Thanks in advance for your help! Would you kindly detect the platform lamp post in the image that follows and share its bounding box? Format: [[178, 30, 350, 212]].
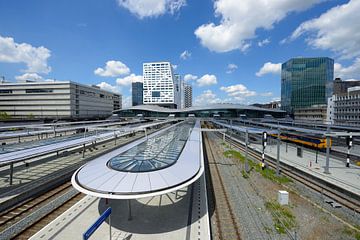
[[324, 126, 331, 174], [245, 129, 249, 172], [346, 135, 352, 168], [261, 131, 267, 170], [276, 128, 281, 176]]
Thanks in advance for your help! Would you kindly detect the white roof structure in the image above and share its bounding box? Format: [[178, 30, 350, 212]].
[[72, 120, 204, 199], [0, 120, 175, 166]]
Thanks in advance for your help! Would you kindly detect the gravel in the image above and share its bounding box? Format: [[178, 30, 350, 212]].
[[208, 132, 286, 240], [0, 188, 78, 240]]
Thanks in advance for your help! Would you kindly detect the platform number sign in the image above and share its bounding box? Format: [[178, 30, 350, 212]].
[[346, 135, 353, 168], [261, 132, 267, 170]]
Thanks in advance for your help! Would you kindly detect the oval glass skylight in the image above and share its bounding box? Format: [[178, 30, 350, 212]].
[[107, 121, 194, 172]]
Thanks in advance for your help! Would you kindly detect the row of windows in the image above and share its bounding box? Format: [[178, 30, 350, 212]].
[[335, 94, 360, 100], [0, 89, 54, 94]]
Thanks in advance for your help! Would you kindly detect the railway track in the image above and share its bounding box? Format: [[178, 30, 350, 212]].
[[203, 132, 242, 240], [211, 129, 360, 215], [14, 191, 84, 240], [0, 181, 83, 239]]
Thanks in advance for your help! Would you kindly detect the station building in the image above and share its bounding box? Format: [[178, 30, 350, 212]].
[[114, 103, 286, 119], [0, 80, 121, 120]]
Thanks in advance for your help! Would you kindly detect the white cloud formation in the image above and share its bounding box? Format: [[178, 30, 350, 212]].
[[172, 64, 178, 70], [260, 92, 273, 97], [97, 82, 120, 94], [194, 90, 221, 106], [258, 38, 270, 47], [180, 50, 191, 60], [94, 60, 130, 77], [334, 58, 360, 80], [288, 0, 360, 59], [197, 74, 217, 87], [117, 0, 186, 19], [15, 73, 44, 82], [116, 74, 143, 86], [220, 84, 256, 100], [0, 35, 51, 74], [123, 95, 132, 108], [194, 0, 322, 52], [226, 63, 238, 74], [184, 74, 198, 82], [256, 62, 281, 77]]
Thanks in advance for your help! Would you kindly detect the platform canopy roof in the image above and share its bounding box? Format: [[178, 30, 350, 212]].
[[72, 120, 204, 199]]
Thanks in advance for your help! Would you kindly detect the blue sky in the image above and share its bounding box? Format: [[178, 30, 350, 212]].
[[1, 0, 360, 107]]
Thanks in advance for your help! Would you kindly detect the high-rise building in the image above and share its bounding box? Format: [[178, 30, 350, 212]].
[[174, 74, 182, 109], [132, 81, 143, 106], [281, 57, 334, 114], [143, 62, 177, 108], [184, 84, 192, 108], [0, 80, 121, 120]]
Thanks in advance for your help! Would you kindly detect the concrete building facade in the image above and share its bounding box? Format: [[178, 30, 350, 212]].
[[143, 62, 177, 108], [0, 81, 121, 120], [333, 78, 360, 94], [294, 104, 327, 123], [333, 87, 360, 126]]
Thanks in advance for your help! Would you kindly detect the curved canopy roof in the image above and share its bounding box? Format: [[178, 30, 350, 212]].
[[114, 103, 285, 114], [72, 120, 204, 199]]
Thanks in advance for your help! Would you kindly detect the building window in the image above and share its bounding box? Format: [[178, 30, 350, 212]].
[[0, 89, 13, 94], [26, 89, 53, 93]]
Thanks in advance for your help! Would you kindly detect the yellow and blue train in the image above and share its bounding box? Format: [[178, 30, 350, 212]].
[[271, 133, 332, 149]]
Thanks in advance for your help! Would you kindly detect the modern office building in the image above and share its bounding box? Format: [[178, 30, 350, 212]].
[[333, 78, 360, 94], [184, 83, 192, 108], [174, 74, 182, 109], [143, 62, 177, 108], [332, 87, 360, 126], [132, 81, 143, 106], [281, 57, 334, 114], [0, 80, 121, 120]]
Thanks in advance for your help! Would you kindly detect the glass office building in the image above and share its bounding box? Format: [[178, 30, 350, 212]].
[[132, 82, 143, 106], [281, 57, 334, 114]]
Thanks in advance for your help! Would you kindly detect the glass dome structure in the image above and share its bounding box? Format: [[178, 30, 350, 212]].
[[108, 121, 194, 172]]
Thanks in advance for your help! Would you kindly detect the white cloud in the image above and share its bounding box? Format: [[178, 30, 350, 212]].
[[334, 58, 360, 80], [220, 84, 256, 100], [288, 0, 360, 59], [180, 50, 191, 60], [116, 74, 143, 86], [197, 74, 217, 87], [94, 60, 130, 77], [226, 63, 238, 74], [260, 92, 273, 97], [117, 0, 186, 19], [194, 0, 322, 53], [15, 73, 44, 82], [97, 82, 120, 94], [123, 95, 132, 108], [0, 35, 51, 74], [184, 74, 198, 82], [258, 38, 270, 47], [194, 90, 221, 106], [256, 62, 281, 77], [172, 64, 178, 70]]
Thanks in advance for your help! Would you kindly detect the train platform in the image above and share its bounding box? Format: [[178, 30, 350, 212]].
[[29, 173, 210, 240], [240, 138, 360, 197]]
